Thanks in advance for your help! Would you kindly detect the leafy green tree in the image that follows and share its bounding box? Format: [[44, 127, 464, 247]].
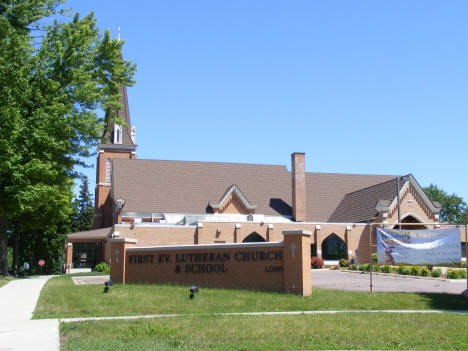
[[0, 0, 135, 275], [424, 184, 467, 224]]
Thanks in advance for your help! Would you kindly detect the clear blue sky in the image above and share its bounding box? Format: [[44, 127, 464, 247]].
[[68, 1, 468, 202]]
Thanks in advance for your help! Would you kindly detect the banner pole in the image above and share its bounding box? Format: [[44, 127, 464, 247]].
[[396, 177, 401, 229]]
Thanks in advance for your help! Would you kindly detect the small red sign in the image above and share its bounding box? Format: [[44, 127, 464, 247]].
[[38, 260, 45, 267]]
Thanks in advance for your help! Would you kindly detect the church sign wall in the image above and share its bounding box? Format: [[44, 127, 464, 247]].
[[110, 230, 312, 296]]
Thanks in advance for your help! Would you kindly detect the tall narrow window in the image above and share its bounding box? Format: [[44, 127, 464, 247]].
[[113, 125, 122, 144], [106, 159, 112, 183]]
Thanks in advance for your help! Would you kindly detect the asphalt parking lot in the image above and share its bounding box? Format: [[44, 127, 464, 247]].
[[311, 269, 467, 294]]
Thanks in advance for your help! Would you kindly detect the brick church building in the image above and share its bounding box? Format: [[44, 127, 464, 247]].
[[65, 83, 466, 271]]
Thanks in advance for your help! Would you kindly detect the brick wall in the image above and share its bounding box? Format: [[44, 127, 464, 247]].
[[111, 230, 312, 295]]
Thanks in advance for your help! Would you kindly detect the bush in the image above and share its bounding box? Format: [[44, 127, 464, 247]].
[[447, 269, 457, 279], [396, 266, 405, 274], [349, 264, 357, 271], [420, 267, 429, 277], [358, 263, 370, 272], [372, 265, 380, 272], [371, 253, 378, 263], [431, 268, 442, 278], [311, 256, 324, 269], [410, 266, 420, 276], [447, 269, 467, 279], [401, 267, 411, 275], [95, 262, 110, 273], [339, 258, 348, 268], [381, 265, 392, 273]]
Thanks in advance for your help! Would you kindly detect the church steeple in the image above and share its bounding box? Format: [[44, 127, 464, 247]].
[[100, 28, 136, 149], [94, 30, 136, 229], [100, 83, 136, 148]]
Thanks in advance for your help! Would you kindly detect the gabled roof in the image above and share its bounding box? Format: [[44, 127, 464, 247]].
[[329, 175, 442, 222], [101, 84, 135, 148], [329, 177, 406, 222], [112, 158, 398, 221], [209, 184, 257, 212]]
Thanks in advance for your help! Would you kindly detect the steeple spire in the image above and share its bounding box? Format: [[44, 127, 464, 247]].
[[100, 29, 136, 148]]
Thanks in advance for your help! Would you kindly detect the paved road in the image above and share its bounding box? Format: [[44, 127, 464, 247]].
[[0, 276, 59, 351], [312, 270, 467, 294]]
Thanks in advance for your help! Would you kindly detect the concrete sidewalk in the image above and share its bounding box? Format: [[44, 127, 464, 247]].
[[0, 275, 59, 351]]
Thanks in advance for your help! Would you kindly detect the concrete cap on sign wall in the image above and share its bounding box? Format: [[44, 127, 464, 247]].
[[282, 230, 312, 236]]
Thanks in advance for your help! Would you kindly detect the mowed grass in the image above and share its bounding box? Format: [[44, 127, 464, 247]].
[[34, 275, 468, 319], [60, 313, 468, 350]]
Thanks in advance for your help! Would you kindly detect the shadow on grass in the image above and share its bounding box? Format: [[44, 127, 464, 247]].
[[415, 292, 468, 311]]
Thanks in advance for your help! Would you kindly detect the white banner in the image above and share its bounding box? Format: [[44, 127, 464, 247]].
[[377, 227, 461, 266]]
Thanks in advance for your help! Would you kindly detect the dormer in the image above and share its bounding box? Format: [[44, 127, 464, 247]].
[[209, 184, 256, 215]]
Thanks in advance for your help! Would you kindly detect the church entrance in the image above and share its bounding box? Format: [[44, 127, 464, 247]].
[[72, 243, 102, 268], [321, 234, 347, 260]]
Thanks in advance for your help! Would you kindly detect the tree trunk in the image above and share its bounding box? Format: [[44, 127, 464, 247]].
[[0, 216, 8, 276], [13, 221, 20, 276]]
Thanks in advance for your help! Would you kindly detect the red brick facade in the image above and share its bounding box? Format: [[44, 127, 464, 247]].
[[110, 230, 312, 296]]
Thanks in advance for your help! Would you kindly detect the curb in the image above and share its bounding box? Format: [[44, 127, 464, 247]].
[[335, 269, 467, 282]]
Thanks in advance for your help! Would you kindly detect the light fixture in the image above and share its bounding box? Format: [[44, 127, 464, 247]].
[[115, 198, 126, 208], [104, 280, 113, 293], [189, 286, 199, 299]]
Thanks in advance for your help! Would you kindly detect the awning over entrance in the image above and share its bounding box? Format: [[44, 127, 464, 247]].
[[67, 227, 112, 240], [66, 227, 112, 270]]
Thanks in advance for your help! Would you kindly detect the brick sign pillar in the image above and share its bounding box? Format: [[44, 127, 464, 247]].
[[283, 230, 312, 296], [65, 243, 73, 274], [110, 238, 137, 284]]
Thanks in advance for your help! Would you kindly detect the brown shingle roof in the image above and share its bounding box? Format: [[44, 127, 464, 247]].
[[113, 159, 292, 216], [67, 227, 112, 239], [329, 177, 406, 222], [308, 173, 397, 222], [112, 159, 398, 221]]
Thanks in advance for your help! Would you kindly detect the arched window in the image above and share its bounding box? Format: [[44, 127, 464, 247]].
[[242, 232, 266, 243], [321, 234, 347, 260]]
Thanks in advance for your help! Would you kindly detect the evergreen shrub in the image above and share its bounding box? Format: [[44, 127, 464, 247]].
[[95, 262, 110, 273]]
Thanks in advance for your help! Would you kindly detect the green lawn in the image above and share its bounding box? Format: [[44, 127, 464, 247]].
[[61, 313, 468, 350], [34, 275, 468, 319]]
